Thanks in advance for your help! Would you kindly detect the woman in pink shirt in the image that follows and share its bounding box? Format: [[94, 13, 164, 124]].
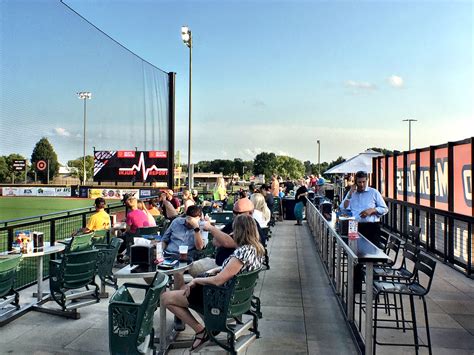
[[125, 196, 150, 234]]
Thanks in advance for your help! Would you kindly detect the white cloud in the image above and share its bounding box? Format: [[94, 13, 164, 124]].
[[53, 127, 71, 137], [345, 80, 377, 90], [388, 75, 404, 88]]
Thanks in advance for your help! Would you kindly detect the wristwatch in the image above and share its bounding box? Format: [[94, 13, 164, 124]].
[[193, 227, 200, 233]]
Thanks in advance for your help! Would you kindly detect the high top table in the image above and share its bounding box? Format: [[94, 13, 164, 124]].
[[347, 235, 390, 355]]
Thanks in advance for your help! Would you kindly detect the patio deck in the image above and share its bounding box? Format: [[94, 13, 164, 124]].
[[0, 220, 473, 354]]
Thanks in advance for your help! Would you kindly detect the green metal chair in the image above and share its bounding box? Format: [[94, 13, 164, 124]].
[[195, 268, 262, 354], [159, 219, 171, 236], [49, 249, 100, 317], [209, 211, 234, 225], [91, 229, 109, 245], [137, 226, 161, 240], [0, 255, 22, 314], [95, 238, 123, 290], [108, 272, 169, 355], [64, 232, 94, 253]]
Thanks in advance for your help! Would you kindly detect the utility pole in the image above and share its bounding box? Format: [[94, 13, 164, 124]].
[[402, 119, 417, 150]]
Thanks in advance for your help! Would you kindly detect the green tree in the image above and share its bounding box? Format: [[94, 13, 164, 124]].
[[253, 152, 277, 178], [67, 155, 94, 182], [3, 154, 28, 183], [0, 156, 9, 182], [31, 137, 59, 183], [275, 156, 305, 179]]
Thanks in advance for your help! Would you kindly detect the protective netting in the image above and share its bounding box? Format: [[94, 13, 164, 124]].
[[0, 0, 170, 164]]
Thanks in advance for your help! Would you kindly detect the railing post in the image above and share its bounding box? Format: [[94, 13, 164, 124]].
[[50, 220, 56, 246], [336, 243, 342, 295], [7, 228, 14, 251], [347, 259, 355, 322]]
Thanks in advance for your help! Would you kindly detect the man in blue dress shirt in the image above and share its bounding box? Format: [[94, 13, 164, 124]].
[[340, 170, 388, 248]]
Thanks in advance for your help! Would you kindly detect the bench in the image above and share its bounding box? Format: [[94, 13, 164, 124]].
[[108, 272, 169, 355]]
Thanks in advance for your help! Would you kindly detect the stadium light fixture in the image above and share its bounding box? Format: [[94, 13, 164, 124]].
[[181, 25, 193, 188], [77, 91, 92, 185]]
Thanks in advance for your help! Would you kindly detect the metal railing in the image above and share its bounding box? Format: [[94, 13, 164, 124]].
[[306, 201, 367, 352], [0, 202, 126, 290], [382, 198, 473, 276]]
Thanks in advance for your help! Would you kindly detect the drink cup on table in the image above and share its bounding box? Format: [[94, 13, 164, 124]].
[[179, 245, 188, 261]]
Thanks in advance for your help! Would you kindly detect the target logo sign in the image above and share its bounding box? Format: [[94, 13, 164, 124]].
[[36, 160, 47, 171]]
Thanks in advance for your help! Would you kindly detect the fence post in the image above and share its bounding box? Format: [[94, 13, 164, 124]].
[[7, 228, 14, 251], [50, 220, 56, 246]]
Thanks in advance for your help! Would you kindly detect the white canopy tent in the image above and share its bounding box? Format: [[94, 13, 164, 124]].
[[325, 149, 383, 174]]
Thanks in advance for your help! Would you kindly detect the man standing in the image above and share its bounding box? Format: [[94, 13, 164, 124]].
[[340, 170, 388, 247]]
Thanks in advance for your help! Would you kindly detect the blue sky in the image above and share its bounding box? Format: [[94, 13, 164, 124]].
[[1, 0, 473, 164]]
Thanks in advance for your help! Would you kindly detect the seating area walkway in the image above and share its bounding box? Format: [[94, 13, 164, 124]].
[[0, 220, 473, 354]]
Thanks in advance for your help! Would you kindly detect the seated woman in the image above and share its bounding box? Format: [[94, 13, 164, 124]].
[[250, 192, 271, 228], [182, 189, 195, 214], [160, 214, 264, 351], [137, 199, 157, 227]]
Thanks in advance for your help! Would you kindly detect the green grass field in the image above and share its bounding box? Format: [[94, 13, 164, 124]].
[[0, 197, 116, 221]]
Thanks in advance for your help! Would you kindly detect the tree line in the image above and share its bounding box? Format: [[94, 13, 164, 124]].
[[1, 136, 389, 184], [0, 137, 92, 184]]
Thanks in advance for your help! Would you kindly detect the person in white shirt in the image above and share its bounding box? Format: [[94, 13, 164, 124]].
[[250, 193, 271, 228]]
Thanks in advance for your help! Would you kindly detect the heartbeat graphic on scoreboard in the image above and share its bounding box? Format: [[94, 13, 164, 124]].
[[118, 152, 168, 180]]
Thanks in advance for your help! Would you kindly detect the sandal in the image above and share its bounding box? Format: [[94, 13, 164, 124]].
[[190, 328, 209, 352]]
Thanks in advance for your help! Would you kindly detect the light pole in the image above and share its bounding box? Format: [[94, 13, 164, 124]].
[[77, 91, 92, 185], [181, 25, 193, 189], [402, 119, 417, 150], [317, 140, 321, 176]]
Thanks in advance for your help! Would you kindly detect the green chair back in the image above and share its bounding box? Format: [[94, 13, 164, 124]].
[[92, 229, 109, 245], [202, 268, 261, 331], [159, 219, 171, 236], [109, 272, 169, 355], [58, 249, 99, 290], [68, 232, 94, 252], [0, 256, 21, 298], [137, 226, 161, 238], [96, 238, 123, 289], [209, 212, 234, 225]]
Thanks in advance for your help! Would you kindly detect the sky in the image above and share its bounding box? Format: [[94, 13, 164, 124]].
[[1, 0, 473, 165]]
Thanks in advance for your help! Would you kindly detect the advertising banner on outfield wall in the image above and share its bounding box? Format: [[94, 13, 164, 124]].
[[374, 139, 472, 217], [1, 187, 72, 197], [88, 188, 140, 200]]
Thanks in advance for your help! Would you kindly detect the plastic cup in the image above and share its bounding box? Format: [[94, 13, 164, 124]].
[[179, 245, 189, 261], [201, 231, 209, 246]]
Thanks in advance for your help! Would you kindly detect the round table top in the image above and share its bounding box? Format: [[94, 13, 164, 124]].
[[20, 242, 65, 258], [114, 261, 192, 279]]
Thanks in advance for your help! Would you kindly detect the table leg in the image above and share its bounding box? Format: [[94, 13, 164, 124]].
[[159, 297, 167, 353], [37, 256, 44, 302], [365, 262, 374, 355]]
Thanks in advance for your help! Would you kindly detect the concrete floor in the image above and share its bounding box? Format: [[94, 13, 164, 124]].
[[0, 220, 473, 354]]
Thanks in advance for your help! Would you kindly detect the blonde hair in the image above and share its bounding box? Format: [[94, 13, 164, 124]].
[[250, 193, 271, 221], [232, 214, 265, 257], [182, 189, 194, 201]]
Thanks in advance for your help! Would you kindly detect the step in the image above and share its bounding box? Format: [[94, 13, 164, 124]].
[[66, 299, 98, 310], [0, 295, 16, 309], [235, 333, 257, 354], [233, 319, 254, 340], [65, 289, 96, 301]]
